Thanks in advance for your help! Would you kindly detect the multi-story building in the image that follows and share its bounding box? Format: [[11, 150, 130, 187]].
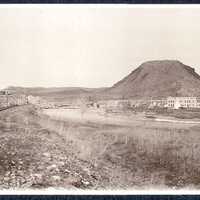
[[148, 97, 200, 109], [167, 97, 200, 109], [96, 97, 200, 110]]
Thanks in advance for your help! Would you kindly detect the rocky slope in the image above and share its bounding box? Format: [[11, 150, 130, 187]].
[[105, 60, 200, 98]]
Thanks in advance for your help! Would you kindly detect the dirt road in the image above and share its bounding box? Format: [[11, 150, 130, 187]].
[[43, 108, 139, 125], [43, 108, 200, 128]]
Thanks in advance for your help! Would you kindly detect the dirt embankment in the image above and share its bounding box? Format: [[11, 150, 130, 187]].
[[2, 105, 200, 190], [0, 105, 102, 190]]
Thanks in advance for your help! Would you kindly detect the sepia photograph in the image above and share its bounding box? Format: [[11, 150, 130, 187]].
[[0, 5, 200, 193]]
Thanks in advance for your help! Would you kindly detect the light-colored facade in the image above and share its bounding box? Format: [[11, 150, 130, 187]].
[[0, 94, 28, 108], [149, 99, 167, 108], [11, 95, 28, 105], [144, 97, 200, 109], [27, 95, 41, 105], [27, 95, 55, 108], [98, 97, 200, 110], [167, 97, 200, 109]]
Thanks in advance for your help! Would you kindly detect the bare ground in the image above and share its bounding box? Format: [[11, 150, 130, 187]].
[[1, 105, 200, 190], [0, 105, 103, 189]]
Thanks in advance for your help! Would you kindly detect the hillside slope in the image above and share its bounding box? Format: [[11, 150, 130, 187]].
[[106, 60, 200, 98], [6, 87, 107, 102]]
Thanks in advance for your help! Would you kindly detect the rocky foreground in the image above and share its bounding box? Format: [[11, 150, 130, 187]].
[[0, 105, 102, 190], [1, 105, 200, 190]]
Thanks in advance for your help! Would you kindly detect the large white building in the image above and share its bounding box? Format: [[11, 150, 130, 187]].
[[96, 97, 200, 110], [167, 97, 200, 109], [149, 97, 200, 109]]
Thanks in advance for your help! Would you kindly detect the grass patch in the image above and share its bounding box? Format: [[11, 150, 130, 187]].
[[2, 105, 200, 190]]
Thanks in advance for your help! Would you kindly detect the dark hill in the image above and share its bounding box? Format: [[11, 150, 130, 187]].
[[105, 60, 200, 98]]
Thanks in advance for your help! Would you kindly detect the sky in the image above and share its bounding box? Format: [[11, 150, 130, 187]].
[[1, 5, 200, 89]]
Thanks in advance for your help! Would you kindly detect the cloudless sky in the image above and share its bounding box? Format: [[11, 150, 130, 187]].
[[1, 6, 200, 89]]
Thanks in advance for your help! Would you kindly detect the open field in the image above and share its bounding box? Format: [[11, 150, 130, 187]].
[[1, 105, 200, 190]]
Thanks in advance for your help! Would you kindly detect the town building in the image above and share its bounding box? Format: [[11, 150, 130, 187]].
[[167, 97, 200, 109], [0, 94, 28, 108], [95, 97, 200, 111], [27, 95, 41, 105], [149, 98, 168, 108]]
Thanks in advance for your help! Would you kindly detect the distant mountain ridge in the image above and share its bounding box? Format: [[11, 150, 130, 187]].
[[5, 86, 106, 102], [5, 60, 200, 101]]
